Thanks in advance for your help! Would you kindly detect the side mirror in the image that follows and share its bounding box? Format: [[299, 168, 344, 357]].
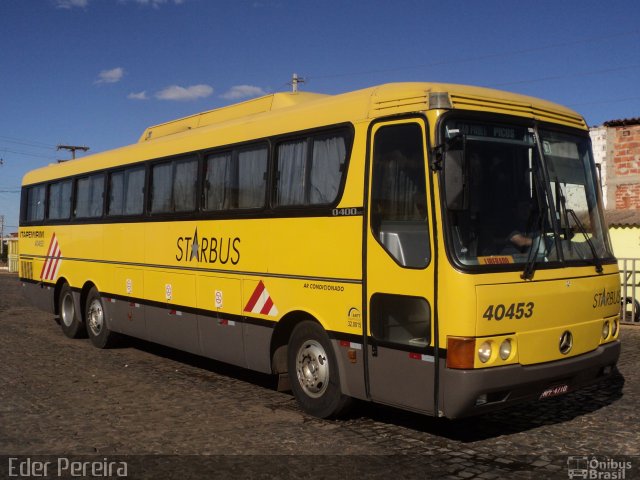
[[443, 136, 468, 210]]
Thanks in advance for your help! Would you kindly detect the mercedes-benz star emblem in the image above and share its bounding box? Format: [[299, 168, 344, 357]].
[[559, 331, 573, 355]]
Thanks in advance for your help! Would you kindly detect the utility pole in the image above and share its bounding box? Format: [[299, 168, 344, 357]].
[[291, 73, 305, 93], [0, 215, 4, 258], [56, 144, 89, 161]]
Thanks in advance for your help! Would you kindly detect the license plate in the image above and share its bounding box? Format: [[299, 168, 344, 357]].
[[539, 384, 569, 399]]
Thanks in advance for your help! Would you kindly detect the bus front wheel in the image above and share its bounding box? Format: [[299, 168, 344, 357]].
[[85, 287, 116, 348], [58, 283, 86, 339], [287, 320, 351, 418]]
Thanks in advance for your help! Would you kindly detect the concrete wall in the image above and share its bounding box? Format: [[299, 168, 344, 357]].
[[610, 226, 640, 259]]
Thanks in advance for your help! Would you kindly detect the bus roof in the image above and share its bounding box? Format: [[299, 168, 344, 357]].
[[22, 82, 586, 186]]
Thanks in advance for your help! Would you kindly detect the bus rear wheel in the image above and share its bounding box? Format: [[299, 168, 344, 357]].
[[287, 320, 351, 418], [59, 283, 86, 339], [85, 287, 116, 348]]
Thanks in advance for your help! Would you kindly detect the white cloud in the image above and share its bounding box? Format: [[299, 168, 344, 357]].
[[55, 0, 88, 8], [220, 85, 267, 100], [252, 1, 281, 8], [95, 67, 125, 84], [132, 0, 186, 7], [127, 91, 148, 100], [56, 0, 186, 9], [156, 84, 213, 101]]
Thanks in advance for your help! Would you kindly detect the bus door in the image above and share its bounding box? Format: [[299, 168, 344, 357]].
[[365, 119, 436, 413]]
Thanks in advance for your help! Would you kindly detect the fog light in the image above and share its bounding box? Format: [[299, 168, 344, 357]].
[[602, 320, 610, 340], [611, 317, 619, 337], [478, 341, 492, 363], [499, 339, 512, 360]]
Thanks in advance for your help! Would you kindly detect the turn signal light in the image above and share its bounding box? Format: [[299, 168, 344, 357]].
[[446, 336, 476, 369]]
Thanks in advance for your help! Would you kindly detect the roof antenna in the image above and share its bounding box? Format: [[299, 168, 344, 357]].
[[291, 73, 305, 93]]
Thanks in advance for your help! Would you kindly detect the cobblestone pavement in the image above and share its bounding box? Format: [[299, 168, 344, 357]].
[[1, 272, 639, 479]]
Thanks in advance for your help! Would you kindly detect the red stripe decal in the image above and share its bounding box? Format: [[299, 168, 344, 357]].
[[43, 253, 55, 280], [40, 260, 49, 280], [409, 352, 421, 360], [44, 238, 61, 280], [48, 245, 61, 279], [244, 281, 265, 312], [260, 296, 274, 315], [46, 234, 57, 257]]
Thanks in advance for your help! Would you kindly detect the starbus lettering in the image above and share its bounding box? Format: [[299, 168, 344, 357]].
[[175, 228, 241, 265], [592, 288, 621, 308]]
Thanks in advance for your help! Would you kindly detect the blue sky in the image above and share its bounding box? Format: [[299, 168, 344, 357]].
[[1, 0, 639, 232]]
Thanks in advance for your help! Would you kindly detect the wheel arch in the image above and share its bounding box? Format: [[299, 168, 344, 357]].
[[79, 280, 98, 322], [270, 310, 323, 374], [53, 277, 70, 316]]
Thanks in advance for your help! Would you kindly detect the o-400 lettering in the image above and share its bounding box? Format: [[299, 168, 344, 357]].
[[332, 208, 360, 217], [483, 302, 534, 321]]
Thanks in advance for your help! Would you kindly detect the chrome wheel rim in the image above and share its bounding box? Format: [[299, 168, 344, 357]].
[[295, 340, 329, 398], [61, 293, 75, 327], [87, 298, 104, 337]]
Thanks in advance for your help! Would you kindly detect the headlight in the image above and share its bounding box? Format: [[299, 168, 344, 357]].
[[499, 339, 512, 360], [602, 320, 610, 340], [611, 317, 619, 338], [478, 341, 492, 363]]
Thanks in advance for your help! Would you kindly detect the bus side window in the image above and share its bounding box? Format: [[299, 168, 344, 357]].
[[108, 166, 144, 216], [237, 146, 267, 208], [47, 179, 72, 220], [204, 145, 267, 211], [173, 157, 198, 212], [275, 131, 348, 207], [108, 171, 124, 216], [123, 167, 145, 215], [75, 174, 104, 218], [25, 185, 46, 223], [205, 151, 235, 210], [151, 162, 173, 213]]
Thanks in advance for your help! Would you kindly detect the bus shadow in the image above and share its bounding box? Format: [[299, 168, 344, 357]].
[[117, 335, 280, 391], [347, 372, 625, 442], [110, 333, 625, 443]]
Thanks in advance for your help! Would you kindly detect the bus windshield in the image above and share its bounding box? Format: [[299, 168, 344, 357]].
[[441, 118, 613, 273]]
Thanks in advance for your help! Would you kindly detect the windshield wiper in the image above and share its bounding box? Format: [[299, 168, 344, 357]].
[[521, 210, 548, 280], [566, 209, 603, 274]]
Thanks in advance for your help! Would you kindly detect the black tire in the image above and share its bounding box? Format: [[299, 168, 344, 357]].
[[85, 287, 116, 348], [58, 283, 86, 339], [287, 320, 352, 418], [622, 297, 640, 323]]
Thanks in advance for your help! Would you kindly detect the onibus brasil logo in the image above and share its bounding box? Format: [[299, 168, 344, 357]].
[[567, 456, 632, 479]]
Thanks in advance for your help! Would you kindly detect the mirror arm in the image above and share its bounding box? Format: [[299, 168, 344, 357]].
[[430, 144, 445, 171]]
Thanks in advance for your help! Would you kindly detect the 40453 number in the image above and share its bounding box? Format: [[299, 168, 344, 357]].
[[482, 302, 534, 321]]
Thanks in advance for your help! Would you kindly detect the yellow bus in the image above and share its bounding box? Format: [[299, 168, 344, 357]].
[[18, 82, 621, 418]]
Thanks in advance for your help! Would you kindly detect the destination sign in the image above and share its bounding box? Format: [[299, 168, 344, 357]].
[[446, 122, 533, 143]]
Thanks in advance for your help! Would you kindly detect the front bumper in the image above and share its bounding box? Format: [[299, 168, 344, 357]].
[[441, 340, 621, 419]]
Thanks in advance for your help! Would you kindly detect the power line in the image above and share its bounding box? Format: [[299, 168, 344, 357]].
[[491, 64, 640, 88], [0, 135, 56, 149], [0, 138, 56, 151], [0, 149, 57, 160], [308, 29, 640, 82], [567, 96, 640, 108]]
